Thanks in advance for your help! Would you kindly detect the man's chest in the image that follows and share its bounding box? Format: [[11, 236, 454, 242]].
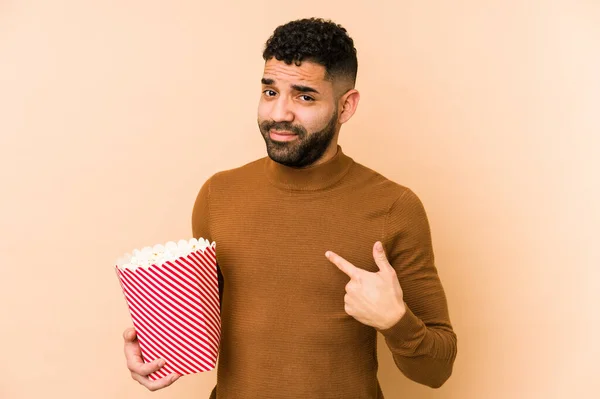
[[210, 193, 387, 296]]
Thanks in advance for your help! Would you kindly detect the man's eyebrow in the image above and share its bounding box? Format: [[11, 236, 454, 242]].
[[291, 84, 320, 94], [261, 78, 320, 95]]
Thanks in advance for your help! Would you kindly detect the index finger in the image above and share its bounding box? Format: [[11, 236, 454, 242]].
[[129, 357, 166, 377], [123, 328, 165, 375], [131, 371, 180, 392], [325, 251, 361, 280], [125, 340, 165, 376]]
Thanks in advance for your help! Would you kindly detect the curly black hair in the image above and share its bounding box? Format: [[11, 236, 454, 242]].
[[262, 18, 358, 86]]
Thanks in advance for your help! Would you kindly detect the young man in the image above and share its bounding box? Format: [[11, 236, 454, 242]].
[[123, 18, 457, 398]]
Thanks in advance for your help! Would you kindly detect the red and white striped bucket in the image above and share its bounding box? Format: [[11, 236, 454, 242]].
[[116, 242, 220, 380]]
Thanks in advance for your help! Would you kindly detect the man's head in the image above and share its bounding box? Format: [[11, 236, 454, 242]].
[[258, 18, 360, 168]]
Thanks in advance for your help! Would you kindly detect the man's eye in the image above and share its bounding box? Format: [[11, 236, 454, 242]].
[[263, 90, 277, 97], [300, 95, 314, 102]]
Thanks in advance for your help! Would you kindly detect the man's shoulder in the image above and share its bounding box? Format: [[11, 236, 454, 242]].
[[350, 160, 427, 220], [205, 156, 267, 188], [350, 160, 413, 201]]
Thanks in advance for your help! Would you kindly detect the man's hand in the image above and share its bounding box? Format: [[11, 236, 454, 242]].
[[326, 241, 406, 330], [123, 327, 180, 391]]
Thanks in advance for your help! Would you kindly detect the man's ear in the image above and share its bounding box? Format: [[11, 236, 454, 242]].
[[338, 89, 360, 124]]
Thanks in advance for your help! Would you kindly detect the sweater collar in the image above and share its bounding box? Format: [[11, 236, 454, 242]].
[[264, 145, 354, 191]]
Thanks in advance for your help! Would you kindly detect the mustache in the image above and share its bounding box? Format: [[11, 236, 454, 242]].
[[260, 121, 306, 136]]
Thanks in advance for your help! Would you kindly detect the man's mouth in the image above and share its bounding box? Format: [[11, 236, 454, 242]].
[[270, 130, 298, 142]]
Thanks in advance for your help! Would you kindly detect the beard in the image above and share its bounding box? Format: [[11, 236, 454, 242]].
[[258, 107, 338, 168]]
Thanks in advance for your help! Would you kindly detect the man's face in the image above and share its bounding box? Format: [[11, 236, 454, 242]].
[[258, 58, 340, 168]]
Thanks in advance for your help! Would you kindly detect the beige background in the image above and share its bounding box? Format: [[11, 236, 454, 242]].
[[1, 1, 599, 398]]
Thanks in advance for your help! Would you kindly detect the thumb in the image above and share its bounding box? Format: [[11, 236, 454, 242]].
[[373, 241, 392, 272]]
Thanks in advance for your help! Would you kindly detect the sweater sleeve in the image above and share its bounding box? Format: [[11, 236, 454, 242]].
[[191, 177, 224, 307], [379, 188, 457, 388]]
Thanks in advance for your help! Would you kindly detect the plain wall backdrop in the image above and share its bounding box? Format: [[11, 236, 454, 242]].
[[1, 1, 598, 398]]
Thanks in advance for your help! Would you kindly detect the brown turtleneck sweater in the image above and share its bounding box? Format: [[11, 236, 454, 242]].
[[192, 146, 457, 398]]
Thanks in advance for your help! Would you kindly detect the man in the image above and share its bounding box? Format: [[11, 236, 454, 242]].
[[123, 18, 457, 398]]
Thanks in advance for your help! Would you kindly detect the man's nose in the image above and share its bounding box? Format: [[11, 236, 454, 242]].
[[270, 98, 294, 122]]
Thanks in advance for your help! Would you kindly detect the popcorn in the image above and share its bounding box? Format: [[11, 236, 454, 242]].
[[116, 238, 213, 271], [115, 238, 220, 380]]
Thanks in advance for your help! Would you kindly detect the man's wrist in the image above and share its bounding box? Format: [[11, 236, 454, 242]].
[[378, 301, 406, 330]]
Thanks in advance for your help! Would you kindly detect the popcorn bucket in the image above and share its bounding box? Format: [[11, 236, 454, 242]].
[[115, 238, 220, 380]]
